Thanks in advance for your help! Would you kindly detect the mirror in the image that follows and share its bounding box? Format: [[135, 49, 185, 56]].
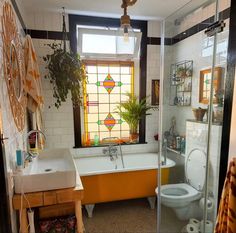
[[10, 43, 23, 100], [199, 67, 223, 104]]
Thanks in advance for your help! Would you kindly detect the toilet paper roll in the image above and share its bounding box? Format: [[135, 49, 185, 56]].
[[200, 220, 213, 233], [189, 218, 200, 229], [186, 224, 199, 233], [199, 197, 214, 213]]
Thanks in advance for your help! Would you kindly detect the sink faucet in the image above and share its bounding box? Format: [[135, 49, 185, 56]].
[[102, 137, 125, 168], [27, 130, 46, 156]]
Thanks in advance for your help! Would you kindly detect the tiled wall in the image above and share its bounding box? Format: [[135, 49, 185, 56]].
[[0, 1, 27, 232], [163, 17, 229, 136], [24, 13, 161, 152], [33, 38, 75, 149]]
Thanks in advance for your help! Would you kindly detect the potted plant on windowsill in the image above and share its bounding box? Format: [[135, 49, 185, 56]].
[[116, 93, 152, 143]]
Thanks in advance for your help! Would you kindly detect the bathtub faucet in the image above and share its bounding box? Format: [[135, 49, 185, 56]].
[[102, 145, 118, 161], [101, 137, 125, 168]]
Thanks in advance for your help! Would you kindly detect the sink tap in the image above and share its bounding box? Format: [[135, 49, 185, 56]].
[[27, 130, 46, 155]]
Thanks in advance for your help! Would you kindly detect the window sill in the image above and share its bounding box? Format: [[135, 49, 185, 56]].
[[74, 142, 148, 149]]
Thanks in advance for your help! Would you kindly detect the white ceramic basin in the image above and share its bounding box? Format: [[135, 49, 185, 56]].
[[14, 149, 76, 193]]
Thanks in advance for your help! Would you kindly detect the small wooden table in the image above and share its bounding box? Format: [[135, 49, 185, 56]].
[[13, 185, 84, 233]]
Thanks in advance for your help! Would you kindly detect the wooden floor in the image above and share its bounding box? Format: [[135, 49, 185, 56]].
[[82, 198, 187, 233]]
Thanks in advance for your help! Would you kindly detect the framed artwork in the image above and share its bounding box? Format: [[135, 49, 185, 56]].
[[151, 80, 160, 106], [199, 67, 222, 104]]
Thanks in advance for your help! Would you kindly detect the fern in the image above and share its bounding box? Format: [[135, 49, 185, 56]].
[[116, 93, 152, 134]]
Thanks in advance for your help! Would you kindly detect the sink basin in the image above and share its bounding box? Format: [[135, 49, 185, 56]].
[[14, 149, 76, 193]]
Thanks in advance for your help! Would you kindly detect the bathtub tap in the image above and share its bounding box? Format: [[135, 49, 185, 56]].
[[102, 137, 125, 168], [102, 145, 118, 161]]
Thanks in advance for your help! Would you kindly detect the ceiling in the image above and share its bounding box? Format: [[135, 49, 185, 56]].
[[17, 0, 193, 20]]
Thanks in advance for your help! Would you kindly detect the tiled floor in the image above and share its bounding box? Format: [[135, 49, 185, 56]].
[[83, 198, 187, 233]]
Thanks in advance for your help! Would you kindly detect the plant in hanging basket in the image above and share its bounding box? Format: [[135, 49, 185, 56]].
[[43, 43, 87, 108]]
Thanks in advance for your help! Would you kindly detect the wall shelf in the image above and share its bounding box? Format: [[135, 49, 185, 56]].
[[167, 147, 185, 157], [169, 60, 193, 107]]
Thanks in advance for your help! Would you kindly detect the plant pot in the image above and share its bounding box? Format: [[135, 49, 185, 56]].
[[192, 108, 207, 121], [213, 105, 223, 123], [130, 132, 139, 143]]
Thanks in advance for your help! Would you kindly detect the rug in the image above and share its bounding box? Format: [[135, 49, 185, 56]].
[[39, 215, 76, 233]]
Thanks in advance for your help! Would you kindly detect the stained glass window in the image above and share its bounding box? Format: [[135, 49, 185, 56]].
[[83, 61, 134, 146]]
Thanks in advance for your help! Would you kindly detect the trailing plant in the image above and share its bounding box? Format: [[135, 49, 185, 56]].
[[43, 43, 87, 108], [116, 93, 152, 134]]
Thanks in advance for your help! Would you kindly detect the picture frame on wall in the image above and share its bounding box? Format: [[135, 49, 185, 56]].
[[151, 80, 160, 106]]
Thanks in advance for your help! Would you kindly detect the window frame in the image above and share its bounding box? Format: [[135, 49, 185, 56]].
[[69, 14, 148, 148], [77, 27, 142, 59]]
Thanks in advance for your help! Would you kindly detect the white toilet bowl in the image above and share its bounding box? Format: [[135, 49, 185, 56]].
[[156, 183, 202, 220], [157, 149, 206, 220]]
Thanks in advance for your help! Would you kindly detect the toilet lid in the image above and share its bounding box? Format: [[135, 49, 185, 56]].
[[185, 149, 206, 191]]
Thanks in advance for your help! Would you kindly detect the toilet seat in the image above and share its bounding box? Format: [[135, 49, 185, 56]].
[[157, 183, 201, 207]]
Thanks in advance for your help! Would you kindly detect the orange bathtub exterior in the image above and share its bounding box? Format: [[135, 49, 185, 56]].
[[81, 168, 170, 205]]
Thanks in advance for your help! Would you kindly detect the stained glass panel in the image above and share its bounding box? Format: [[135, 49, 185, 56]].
[[83, 61, 134, 146]]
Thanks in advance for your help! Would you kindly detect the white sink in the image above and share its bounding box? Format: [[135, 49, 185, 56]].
[[14, 149, 76, 193]]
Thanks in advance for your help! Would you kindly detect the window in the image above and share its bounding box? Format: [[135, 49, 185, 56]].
[[82, 61, 134, 146], [77, 27, 141, 59]]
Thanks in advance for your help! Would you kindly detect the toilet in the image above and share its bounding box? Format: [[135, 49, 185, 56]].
[[156, 148, 206, 220]]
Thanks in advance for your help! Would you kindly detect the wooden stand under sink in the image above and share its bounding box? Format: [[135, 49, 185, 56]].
[[12, 187, 84, 233]]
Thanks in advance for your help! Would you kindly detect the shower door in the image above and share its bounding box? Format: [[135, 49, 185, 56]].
[[158, 0, 230, 232]]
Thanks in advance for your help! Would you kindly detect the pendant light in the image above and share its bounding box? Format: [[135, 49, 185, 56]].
[[117, 0, 137, 41]]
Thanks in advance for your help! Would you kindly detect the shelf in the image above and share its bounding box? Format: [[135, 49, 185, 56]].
[[167, 147, 185, 157]]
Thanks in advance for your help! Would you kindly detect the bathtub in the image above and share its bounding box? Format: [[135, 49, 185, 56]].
[[74, 152, 175, 217]]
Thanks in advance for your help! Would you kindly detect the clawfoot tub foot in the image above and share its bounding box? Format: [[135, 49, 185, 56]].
[[85, 204, 95, 218], [147, 196, 156, 209]]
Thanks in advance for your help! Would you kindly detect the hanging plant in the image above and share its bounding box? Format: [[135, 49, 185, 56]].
[[43, 9, 87, 108]]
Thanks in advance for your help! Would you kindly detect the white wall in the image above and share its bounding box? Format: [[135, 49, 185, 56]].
[[23, 11, 161, 152], [0, 1, 27, 232]]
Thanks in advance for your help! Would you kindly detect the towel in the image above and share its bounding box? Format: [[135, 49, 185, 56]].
[[215, 157, 236, 233], [24, 34, 43, 111]]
